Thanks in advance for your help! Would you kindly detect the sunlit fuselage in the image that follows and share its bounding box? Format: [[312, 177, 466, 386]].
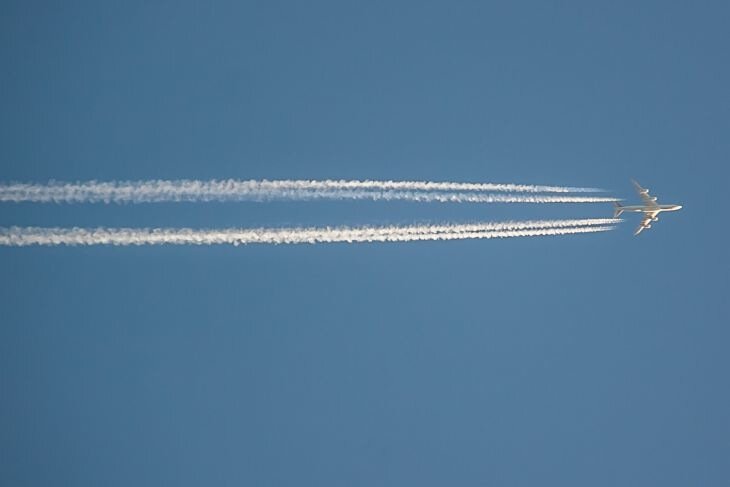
[[618, 204, 682, 213]]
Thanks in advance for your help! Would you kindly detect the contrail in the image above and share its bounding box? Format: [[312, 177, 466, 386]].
[[0, 219, 619, 247], [0, 179, 614, 204], [245, 179, 604, 193]]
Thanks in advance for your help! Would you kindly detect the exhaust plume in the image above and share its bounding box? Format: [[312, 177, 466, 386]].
[[0, 179, 614, 204], [0, 219, 619, 247]]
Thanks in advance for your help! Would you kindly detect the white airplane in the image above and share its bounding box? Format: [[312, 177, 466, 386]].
[[613, 180, 682, 236]]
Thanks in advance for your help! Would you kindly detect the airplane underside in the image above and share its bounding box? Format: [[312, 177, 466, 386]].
[[617, 180, 681, 235]]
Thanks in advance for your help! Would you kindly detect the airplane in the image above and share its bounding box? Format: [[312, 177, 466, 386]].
[[613, 180, 682, 235]]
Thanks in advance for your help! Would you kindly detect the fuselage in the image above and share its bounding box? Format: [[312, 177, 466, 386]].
[[619, 204, 682, 213]]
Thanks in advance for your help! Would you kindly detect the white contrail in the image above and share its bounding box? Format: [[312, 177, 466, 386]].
[[224, 189, 616, 204], [0, 179, 613, 204], [246, 179, 604, 193], [0, 219, 619, 247]]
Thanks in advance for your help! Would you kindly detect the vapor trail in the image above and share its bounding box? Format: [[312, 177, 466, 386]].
[[0, 179, 613, 204], [0, 219, 619, 247]]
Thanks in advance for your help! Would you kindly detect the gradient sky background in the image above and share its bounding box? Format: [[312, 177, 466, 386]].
[[1, 1, 728, 485]]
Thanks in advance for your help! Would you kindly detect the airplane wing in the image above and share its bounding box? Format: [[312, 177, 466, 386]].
[[632, 179, 659, 208], [634, 211, 660, 236]]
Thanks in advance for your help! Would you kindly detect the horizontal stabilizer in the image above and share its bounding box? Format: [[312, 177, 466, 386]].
[[613, 202, 624, 218]]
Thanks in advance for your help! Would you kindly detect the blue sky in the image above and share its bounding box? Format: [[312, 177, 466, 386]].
[[1, 1, 728, 485]]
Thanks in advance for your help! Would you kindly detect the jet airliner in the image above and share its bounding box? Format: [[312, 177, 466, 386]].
[[614, 180, 682, 236]]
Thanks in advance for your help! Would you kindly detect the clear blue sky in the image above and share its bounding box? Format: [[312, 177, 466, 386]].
[[1, 1, 728, 485]]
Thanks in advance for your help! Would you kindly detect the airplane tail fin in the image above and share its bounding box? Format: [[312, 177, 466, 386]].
[[613, 202, 624, 218]]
